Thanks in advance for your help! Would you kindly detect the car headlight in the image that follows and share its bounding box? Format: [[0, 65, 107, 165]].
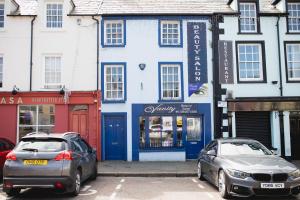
[[226, 169, 250, 179], [289, 169, 300, 180]]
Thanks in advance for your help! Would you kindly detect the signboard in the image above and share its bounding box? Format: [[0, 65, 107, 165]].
[[219, 41, 234, 84], [218, 101, 227, 108], [143, 104, 198, 115], [187, 22, 208, 97]]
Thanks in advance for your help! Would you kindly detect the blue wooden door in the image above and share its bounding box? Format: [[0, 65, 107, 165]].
[[105, 116, 126, 160], [185, 116, 204, 159]]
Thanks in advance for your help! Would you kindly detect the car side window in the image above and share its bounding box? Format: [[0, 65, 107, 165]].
[[0, 139, 13, 151], [72, 140, 83, 153], [206, 141, 218, 153], [77, 138, 88, 153], [81, 139, 93, 153]]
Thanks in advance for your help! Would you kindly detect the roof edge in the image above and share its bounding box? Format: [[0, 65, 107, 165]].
[[227, 0, 234, 5], [7, 14, 37, 17], [271, 0, 281, 6], [9, 0, 20, 15]]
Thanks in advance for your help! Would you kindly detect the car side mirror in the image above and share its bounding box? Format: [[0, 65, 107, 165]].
[[270, 147, 278, 155], [207, 150, 217, 157]]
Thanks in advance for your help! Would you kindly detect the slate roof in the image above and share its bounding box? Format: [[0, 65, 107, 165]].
[[8, 0, 285, 16]]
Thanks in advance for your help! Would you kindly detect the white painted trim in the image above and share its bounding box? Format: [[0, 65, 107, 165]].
[[231, 112, 236, 138], [271, 111, 281, 155], [284, 111, 291, 157]]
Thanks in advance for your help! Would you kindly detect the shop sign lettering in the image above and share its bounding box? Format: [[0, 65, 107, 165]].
[[219, 40, 233, 84], [143, 104, 198, 115], [0, 97, 23, 104]]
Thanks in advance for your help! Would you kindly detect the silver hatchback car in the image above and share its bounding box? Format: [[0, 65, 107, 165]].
[[197, 138, 300, 198], [3, 132, 97, 197]]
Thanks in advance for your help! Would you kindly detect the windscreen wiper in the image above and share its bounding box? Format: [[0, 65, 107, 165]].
[[22, 148, 39, 152]]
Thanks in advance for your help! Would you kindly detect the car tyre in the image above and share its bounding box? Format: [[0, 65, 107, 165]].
[[218, 170, 230, 199], [197, 161, 205, 180], [5, 188, 21, 197], [71, 170, 81, 196], [90, 163, 97, 180]]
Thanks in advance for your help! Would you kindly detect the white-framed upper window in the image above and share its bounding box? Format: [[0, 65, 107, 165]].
[[0, 4, 4, 28], [44, 56, 62, 88], [104, 64, 125, 101], [103, 20, 124, 46], [160, 64, 182, 100], [287, 2, 300, 32], [160, 20, 181, 46], [46, 3, 63, 28], [0, 56, 3, 87], [286, 43, 300, 81], [239, 2, 257, 33], [237, 43, 264, 82]]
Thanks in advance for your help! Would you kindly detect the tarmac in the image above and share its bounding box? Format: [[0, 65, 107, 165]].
[[97, 160, 300, 177]]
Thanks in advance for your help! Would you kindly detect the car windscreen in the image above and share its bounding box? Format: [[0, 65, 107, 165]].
[[220, 141, 272, 156], [15, 139, 66, 152]]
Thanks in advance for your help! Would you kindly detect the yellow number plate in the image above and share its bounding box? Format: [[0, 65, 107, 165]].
[[23, 160, 48, 165]]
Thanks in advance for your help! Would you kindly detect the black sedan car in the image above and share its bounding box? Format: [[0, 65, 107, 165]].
[[197, 138, 300, 198], [3, 132, 97, 197]]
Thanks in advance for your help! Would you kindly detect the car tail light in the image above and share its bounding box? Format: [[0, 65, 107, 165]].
[[55, 151, 73, 161], [6, 152, 17, 161], [4, 181, 13, 189]]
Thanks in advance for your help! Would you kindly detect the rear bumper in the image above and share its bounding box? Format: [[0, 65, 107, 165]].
[[3, 176, 74, 192]]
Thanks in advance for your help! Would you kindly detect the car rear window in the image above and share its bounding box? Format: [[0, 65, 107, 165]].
[[15, 139, 66, 152]]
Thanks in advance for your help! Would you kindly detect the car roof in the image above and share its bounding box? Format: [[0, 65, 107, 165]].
[[21, 132, 80, 140], [215, 137, 261, 143]]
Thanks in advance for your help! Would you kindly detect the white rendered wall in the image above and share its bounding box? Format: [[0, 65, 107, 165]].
[[139, 152, 185, 161], [100, 19, 214, 161]]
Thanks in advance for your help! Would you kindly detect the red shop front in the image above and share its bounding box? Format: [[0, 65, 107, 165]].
[[0, 91, 101, 159]]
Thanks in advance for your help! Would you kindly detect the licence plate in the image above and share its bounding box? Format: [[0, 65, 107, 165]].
[[261, 183, 284, 189], [23, 160, 48, 165]]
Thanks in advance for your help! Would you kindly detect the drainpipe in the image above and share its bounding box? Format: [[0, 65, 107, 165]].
[[92, 16, 99, 90], [29, 16, 36, 91], [276, 16, 283, 97]]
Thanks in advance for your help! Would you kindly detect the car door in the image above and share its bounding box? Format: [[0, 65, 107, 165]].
[[74, 138, 91, 181], [200, 141, 216, 180], [206, 142, 220, 186], [203, 141, 218, 183], [78, 139, 94, 177]]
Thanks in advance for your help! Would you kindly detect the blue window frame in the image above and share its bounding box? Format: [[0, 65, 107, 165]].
[[101, 19, 126, 47], [158, 20, 183, 47], [158, 62, 184, 102], [0, 4, 4, 28], [101, 62, 127, 103]]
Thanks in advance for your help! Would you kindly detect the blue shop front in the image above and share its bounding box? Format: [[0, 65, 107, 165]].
[[132, 103, 211, 161]]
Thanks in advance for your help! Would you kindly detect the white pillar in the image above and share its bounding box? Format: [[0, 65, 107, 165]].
[[271, 111, 281, 155], [231, 112, 236, 138], [284, 111, 291, 157]]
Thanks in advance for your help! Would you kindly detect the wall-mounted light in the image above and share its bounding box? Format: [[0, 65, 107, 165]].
[[272, 81, 278, 84], [59, 85, 65, 95], [139, 63, 146, 71], [12, 85, 19, 95]]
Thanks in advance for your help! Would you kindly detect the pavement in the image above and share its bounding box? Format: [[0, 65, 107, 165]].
[[97, 160, 198, 177]]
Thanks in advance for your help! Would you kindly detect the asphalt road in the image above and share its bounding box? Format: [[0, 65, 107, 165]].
[[0, 177, 299, 200]]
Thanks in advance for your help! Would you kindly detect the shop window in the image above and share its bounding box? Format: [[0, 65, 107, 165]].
[[18, 105, 55, 141], [0, 4, 4, 28], [139, 116, 201, 149], [287, 2, 300, 33], [46, 3, 63, 28], [285, 42, 300, 81], [0, 56, 3, 87], [102, 20, 125, 47]]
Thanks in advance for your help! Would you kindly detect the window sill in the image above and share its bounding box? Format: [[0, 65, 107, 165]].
[[286, 80, 300, 83], [286, 32, 300, 35], [158, 99, 184, 103], [139, 148, 185, 152], [237, 32, 262, 35], [237, 80, 267, 84], [40, 28, 66, 33], [159, 44, 183, 48], [101, 44, 126, 48], [102, 100, 126, 104]]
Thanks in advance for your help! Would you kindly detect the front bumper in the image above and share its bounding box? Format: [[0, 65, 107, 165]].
[[2, 176, 75, 193], [225, 173, 300, 197]]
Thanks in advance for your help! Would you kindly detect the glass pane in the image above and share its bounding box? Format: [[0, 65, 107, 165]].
[[176, 116, 183, 147], [149, 116, 162, 148], [38, 105, 55, 125], [19, 106, 37, 125], [38, 126, 54, 134], [72, 105, 88, 111], [19, 126, 36, 141], [187, 117, 202, 141], [162, 117, 173, 147], [139, 117, 146, 148]]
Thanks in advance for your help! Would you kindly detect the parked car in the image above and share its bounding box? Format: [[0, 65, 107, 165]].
[[3, 132, 97, 197], [197, 138, 300, 198], [0, 138, 15, 178]]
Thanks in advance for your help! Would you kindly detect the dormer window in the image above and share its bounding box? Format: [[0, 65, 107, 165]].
[[0, 4, 4, 28], [46, 3, 63, 28], [287, 2, 300, 33], [239, 2, 258, 33]]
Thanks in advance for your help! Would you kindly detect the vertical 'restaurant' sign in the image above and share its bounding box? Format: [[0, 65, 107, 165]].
[[187, 22, 208, 97], [218, 40, 234, 84]]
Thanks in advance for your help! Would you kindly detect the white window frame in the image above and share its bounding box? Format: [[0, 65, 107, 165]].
[[288, 2, 300, 32], [103, 20, 124, 46], [45, 3, 63, 28], [160, 64, 182, 100], [0, 3, 4, 28], [103, 64, 125, 101], [160, 20, 181, 46], [0, 55, 3, 88], [44, 55, 62, 89], [237, 43, 264, 82], [286, 43, 300, 81], [239, 2, 257, 33]]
